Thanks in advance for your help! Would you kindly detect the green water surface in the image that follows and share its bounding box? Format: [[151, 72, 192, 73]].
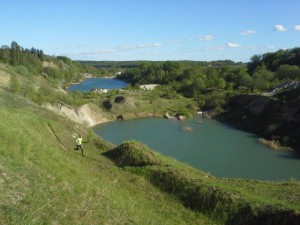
[[94, 117, 300, 181]]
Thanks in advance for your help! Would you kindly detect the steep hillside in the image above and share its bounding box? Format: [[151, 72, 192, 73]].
[[216, 88, 300, 153], [2, 90, 298, 225], [0, 90, 219, 225]]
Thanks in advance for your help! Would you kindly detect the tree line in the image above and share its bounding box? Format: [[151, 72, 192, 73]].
[[0, 41, 90, 107], [0, 41, 84, 83], [118, 48, 300, 93], [116, 48, 300, 110], [248, 47, 300, 73]]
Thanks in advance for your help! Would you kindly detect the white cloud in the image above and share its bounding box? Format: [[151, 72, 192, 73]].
[[65, 42, 163, 56], [199, 35, 214, 41], [226, 43, 241, 48], [240, 29, 256, 36], [294, 25, 300, 31], [117, 42, 162, 51], [67, 49, 118, 56], [137, 43, 162, 48], [204, 46, 224, 51], [273, 25, 287, 32], [267, 45, 275, 49], [150, 43, 163, 47]]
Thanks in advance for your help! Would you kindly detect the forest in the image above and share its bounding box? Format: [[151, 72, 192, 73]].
[[0, 41, 85, 82], [117, 48, 300, 91], [115, 48, 300, 109]]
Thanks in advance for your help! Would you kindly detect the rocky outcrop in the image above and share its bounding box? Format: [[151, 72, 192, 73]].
[[164, 112, 175, 119], [164, 112, 186, 120], [44, 101, 111, 127], [270, 81, 300, 93], [216, 88, 300, 153]]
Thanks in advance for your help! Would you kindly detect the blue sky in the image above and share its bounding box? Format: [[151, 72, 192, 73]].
[[1, 0, 300, 62]]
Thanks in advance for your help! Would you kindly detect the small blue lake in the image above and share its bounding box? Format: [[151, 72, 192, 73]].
[[67, 78, 128, 92]]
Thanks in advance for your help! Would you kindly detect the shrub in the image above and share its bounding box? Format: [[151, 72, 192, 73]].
[[103, 141, 161, 167], [114, 95, 125, 103], [15, 65, 28, 76], [102, 99, 112, 110]]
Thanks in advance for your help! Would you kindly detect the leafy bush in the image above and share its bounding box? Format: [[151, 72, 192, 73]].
[[102, 99, 112, 110], [114, 95, 125, 103]]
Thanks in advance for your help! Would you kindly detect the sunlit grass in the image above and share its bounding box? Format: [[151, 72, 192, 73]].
[[0, 90, 219, 225]]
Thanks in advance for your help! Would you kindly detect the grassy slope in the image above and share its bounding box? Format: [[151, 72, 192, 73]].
[[154, 156, 300, 212], [86, 90, 197, 122], [105, 142, 300, 224], [0, 90, 219, 225]]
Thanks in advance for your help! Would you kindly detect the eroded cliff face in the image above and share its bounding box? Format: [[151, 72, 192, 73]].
[[216, 88, 300, 153], [43, 102, 111, 127]]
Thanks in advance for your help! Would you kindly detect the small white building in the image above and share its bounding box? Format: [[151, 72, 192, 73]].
[[140, 84, 158, 90]]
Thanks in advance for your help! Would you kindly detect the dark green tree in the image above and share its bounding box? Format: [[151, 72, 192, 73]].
[[10, 41, 21, 65], [247, 54, 262, 75], [0, 45, 10, 64], [275, 64, 300, 80]]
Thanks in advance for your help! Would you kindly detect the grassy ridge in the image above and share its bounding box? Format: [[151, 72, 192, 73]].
[[0, 90, 219, 225], [104, 141, 300, 225]]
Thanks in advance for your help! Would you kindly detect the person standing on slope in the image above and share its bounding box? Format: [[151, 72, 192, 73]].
[[74, 134, 84, 156]]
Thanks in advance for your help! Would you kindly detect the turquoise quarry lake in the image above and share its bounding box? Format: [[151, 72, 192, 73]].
[[94, 117, 300, 181], [67, 78, 128, 92]]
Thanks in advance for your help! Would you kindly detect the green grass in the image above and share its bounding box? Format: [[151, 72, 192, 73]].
[[103, 141, 161, 167], [0, 89, 219, 225], [95, 90, 197, 120], [105, 141, 300, 225]]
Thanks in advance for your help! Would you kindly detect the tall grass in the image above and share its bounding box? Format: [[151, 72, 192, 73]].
[[104, 141, 300, 225], [0, 90, 219, 225], [258, 138, 294, 152]]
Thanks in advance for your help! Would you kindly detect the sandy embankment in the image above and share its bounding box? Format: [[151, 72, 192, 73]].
[[44, 102, 112, 127], [0, 71, 10, 88]]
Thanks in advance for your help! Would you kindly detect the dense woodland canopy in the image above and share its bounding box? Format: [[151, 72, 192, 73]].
[[1, 41, 300, 110], [116, 48, 300, 99], [117, 48, 300, 88]]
